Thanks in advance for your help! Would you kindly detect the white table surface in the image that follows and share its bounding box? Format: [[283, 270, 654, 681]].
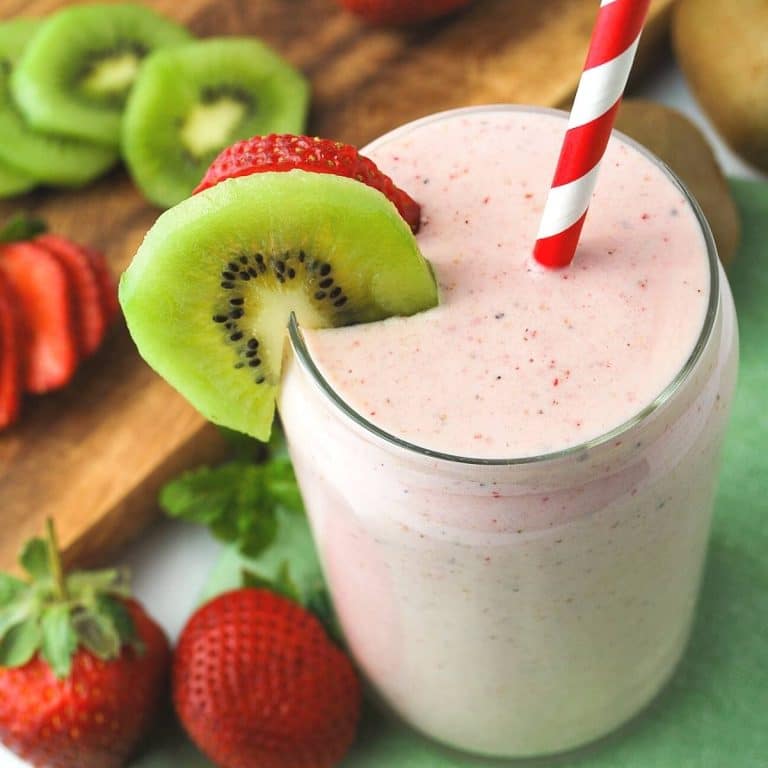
[[1, 57, 765, 768]]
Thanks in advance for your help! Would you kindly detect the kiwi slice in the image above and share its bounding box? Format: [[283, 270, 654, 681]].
[[122, 38, 309, 208], [0, 160, 35, 198], [0, 18, 118, 188], [120, 171, 438, 440], [11, 3, 191, 147]]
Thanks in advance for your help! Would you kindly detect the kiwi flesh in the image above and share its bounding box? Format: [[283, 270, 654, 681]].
[[615, 99, 741, 265], [122, 38, 309, 209], [119, 171, 438, 440], [0, 18, 118, 188], [0, 160, 35, 198], [673, 0, 768, 173], [11, 3, 191, 147]]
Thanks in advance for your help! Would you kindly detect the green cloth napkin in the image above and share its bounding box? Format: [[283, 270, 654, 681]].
[[134, 180, 768, 768]]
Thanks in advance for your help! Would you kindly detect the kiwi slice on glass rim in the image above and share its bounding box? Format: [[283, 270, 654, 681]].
[[122, 38, 309, 208], [11, 3, 190, 147], [120, 171, 438, 440], [0, 160, 34, 199], [0, 18, 118, 188]]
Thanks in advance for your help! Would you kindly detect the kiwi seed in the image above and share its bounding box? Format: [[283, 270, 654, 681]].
[[213, 248, 351, 383]]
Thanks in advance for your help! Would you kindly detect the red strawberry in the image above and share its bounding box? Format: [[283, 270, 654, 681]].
[[35, 234, 107, 358], [195, 134, 422, 233], [337, 0, 472, 25], [0, 271, 24, 429], [174, 588, 361, 768], [82, 246, 119, 325], [0, 520, 171, 768], [0, 241, 78, 394]]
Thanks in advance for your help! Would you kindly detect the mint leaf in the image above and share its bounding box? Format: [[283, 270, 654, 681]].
[[160, 463, 244, 526], [0, 573, 25, 606], [268, 423, 290, 459], [20, 537, 50, 580], [262, 456, 304, 512], [0, 213, 46, 244], [41, 604, 77, 678], [160, 453, 303, 558], [217, 427, 268, 462], [0, 617, 41, 667], [201, 509, 325, 610]]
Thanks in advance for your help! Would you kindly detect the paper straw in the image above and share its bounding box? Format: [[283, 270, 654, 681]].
[[533, 0, 652, 269]]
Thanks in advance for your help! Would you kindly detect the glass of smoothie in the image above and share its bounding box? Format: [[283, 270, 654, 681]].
[[278, 105, 739, 758]]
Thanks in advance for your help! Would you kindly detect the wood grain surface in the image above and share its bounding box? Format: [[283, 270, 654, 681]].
[[0, 0, 674, 570]]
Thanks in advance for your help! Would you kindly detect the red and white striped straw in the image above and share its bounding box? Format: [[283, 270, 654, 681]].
[[533, 0, 652, 269]]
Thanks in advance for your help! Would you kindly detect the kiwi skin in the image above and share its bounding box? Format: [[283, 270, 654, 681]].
[[120, 171, 438, 441], [615, 99, 741, 266], [11, 3, 191, 147], [673, 0, 768, 172]]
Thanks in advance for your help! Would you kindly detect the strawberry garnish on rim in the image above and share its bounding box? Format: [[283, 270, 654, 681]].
[[195, 134, 422, 233]]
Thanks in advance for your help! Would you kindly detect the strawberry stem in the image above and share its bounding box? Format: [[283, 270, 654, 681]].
[[45, 518, 68, 601]]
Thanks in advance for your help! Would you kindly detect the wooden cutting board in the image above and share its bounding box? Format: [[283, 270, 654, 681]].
[[0, 0, 674, 571]]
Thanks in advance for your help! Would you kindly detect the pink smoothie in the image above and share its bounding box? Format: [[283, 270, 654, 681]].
[[278, 107, 738, 757], [303, 108, 710, 458]]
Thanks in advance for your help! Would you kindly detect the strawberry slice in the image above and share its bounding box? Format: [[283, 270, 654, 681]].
[[0, 271, 24, 429], [195, 134, 422, 233], [82, 245, 119, 325], [0, 241, 78, 394], [35, 234, 106, 358]]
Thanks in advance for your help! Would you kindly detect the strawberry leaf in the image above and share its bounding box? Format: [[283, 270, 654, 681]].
[[67, 568, 132, 599], [306, 588, 342, 643], [243, 560, 300, 603], [0, 213, 46, 244], [96, 595, 141, 652], [0, 573, 25, 606], [41, 604, 78, 678], [0, 617, 41, 667], [0, 600, 33, 641], [20, 537, 50, 580], [72, 609, 121, 660]]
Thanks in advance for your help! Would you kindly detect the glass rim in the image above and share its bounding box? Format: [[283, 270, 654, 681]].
[[287, 104, 721, 467]]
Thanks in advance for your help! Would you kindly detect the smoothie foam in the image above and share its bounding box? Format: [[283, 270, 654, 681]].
[[304, 108, 710, 458]]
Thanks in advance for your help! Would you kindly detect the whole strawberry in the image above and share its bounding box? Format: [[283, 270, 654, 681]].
[[338, 0, 472, 25], [0, 520, 170, 768], [174, 588, 361, 768], [194, 134, 422, 233]]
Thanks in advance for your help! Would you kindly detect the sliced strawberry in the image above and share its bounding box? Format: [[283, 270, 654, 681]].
[[0, 271, 24, 429], [82, 245, 119, 325], [35, 234, 106, 358], [0, 241, 78, 394], [338, 0, 472, 25], [195, 134, 422, 233]]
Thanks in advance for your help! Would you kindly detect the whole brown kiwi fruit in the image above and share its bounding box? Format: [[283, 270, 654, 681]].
[[615, 99, 740, 265], [673, 0, 768, 173]]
